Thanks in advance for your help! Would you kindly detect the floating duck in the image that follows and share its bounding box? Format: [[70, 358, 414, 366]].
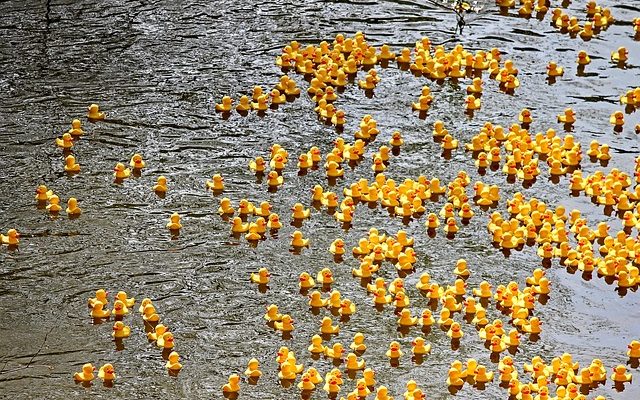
[[113, 163, 131, 179], [205, 174, 224, 191], [557, 108, 576, 124], [112, 321, 131, 338], [577, 50, 591, 65], [628, 340, 640, 358], [147, 324, 168, 342], [115, 291, 135, 308], [166, 351, 182, 371], [610, 111, 624, 127], [152, 176, 168, 193], [320, 316, 339, 335], [611, 47, 629, 62], [112, 299, 129, 316], [546, 61, 563, 77], [46, 195, 62, 213], [386, 341, 403, 359], [215, 96, 233, 112], [291, 203, 311, 219], [222, 374, 240, 393], [74, 363, 96, 382], [87, 104, 105, 120], [267, 213, 282, 230], [465, 94, 481, 110], [63, 154, 81, 172], [447, 322, 464, 339], [90, 301, 111, 319], [157, 332, 175, 349], [127, 154, 145, 171], [97, 363, 115, 382], [345, 353, 365, 370], [167, 212, 182, 230], [611, 365, 632, 382], [142, 303, 160, 322], [325, 342, 345, 361], [0, 228, 19, 246], [263, 304, 284, 324], [56, 132, 73, 149], [251, 267, 270, 284], [252, 95, 268, 111]]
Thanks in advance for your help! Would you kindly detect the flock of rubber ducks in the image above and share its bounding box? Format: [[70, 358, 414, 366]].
[[207, 4, 640, 398], [74, 289, 182, 385], [3, 0, 637, 398]]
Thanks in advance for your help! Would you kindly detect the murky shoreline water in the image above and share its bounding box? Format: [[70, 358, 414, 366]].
[[1, 0, 640, 399]]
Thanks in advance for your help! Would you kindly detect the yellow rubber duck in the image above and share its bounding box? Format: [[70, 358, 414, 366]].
[[56, 132, 73, 149], [386, 341, 403, 359], [577, 50, 591, 65], [215, 96, 232, 112], [64, 197, 81, 216], [290, 230, 309, 248], [465, 95, 481, 110], [87, 104, 105, 120], [166, 351, 182, 371], [250, 267, 270, 284], [35, 185, 53, 202], [90, 302, 111, 319], [266, 170, 284, 187], [557, 108, 576, 124], [45, 194, 62, 213], [611, 365, 632, 382], [112, 298, 129, 316], [74, 363, 96, 382], [222, 374, 240, 393], [611, 47, 629, 62], [66, 119, 84, 137], [610, 110, 624, 126], [113, 163, 131, 179], [97, 363, 115, 382], [547, 61, 564, 77], [315, 268, 333, 286], [153, 176, 168, 193], [157, 332, 175, 349], [325, 342, 345, 361], [61, 154, 81, 173], [112, 320, 131, 338], [130, 153, 145, 170], [166, 212, 182, 230], [291, 203, 311, 219]]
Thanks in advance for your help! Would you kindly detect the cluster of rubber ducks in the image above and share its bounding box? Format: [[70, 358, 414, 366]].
[[75, 289, 182, 386]]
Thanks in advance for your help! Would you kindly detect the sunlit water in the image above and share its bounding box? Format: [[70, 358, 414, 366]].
[[1, 0, 640, 399]]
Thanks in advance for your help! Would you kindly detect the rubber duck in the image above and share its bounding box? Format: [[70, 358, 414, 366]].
[[316, 267, 333, 285], [611, 47, 629, 63], [441, 134, 459, 150], [305, 335, 326, 355], [274, 314, 294, 332], [142, 303, 160, 322], [389, 130, 404, 147], [95, 363, 116, 383], [627, 340, 640, 358], [291, 203, 311, 220], [147, 324, 167, 342], [85, 104, 106, 122], [217, 198, 234, 216], [611, 365, 632, 382], [90, 301, 111, 319], [45, 194, 62, 213], [577, 50, 591, 65], [112, 320, 131, 338], [137, 298, 152, 314], [546, 61, 563, 77], [610, 111, 624, 127], [55, 132, 74, 150], [465, 94, 481, 110], [222, 374, 240, 393], [166, 212, 182, 230], [395, 309, 416, 327], [112, 297, 130, 316], [320, 316, 340, 335], [113, 162, 130, 179], [385, 341, 403, 360], [267, 213, 282, 230], [160, 351, 182, 372], [325, 342, 345, 361], [205, 174, 224, 192], [344, 353, 365, 371], [156, 331, 174, 349], [74, 363, 96, 382], [250, 267, 270, 284], [446, 322, 464, 339]]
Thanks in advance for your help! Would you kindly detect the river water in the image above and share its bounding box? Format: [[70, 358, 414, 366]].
[[1, 0, 639, 399]]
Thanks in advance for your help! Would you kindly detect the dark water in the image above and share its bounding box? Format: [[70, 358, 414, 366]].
[[1, 0, 640, 398]]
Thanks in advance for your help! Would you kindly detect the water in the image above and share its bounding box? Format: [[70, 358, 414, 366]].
[[1, 0, 640, 398]]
